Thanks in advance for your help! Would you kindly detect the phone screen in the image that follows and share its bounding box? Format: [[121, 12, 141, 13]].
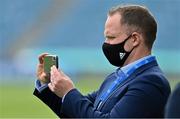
[[44, 55, 58, 75]]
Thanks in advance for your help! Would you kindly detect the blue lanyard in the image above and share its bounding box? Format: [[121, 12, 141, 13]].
[[97, 56, 156, 109]]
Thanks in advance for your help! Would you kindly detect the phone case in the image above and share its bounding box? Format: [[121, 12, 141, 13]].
[[44, 55, 58, 74]]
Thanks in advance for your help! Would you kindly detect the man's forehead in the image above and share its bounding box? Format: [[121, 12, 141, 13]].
[[104, 14, 123, 36]]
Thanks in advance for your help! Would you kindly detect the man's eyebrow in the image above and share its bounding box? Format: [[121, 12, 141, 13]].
[[105, 35, 116, 39], [105, 35, 115, 37]]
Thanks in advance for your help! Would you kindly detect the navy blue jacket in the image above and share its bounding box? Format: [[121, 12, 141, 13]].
[[33, 60, 171, 118]]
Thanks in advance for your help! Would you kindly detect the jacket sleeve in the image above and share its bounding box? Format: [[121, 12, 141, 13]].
[[60, 78, 169, 118], [33, 87, 63, 117], [33, 87, 99, 118]]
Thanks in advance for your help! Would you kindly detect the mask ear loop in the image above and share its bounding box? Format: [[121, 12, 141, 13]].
[[123, 34, 134, 52], [121, 34, 132, 44]]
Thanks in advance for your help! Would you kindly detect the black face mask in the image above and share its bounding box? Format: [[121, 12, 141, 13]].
[[102, 35, 133, 67]]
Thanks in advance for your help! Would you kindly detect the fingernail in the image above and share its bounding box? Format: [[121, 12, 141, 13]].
[[50, 66, 54, 69]]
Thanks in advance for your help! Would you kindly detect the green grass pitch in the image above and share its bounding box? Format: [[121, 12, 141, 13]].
[[0, 76, 179, 118]]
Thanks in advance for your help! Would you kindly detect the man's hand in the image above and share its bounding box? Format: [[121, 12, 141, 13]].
[[48, 65, 75, 98], [36, 53, 49, 84]]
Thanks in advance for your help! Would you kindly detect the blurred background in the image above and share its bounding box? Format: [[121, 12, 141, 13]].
[[0, 0, 180, 118]]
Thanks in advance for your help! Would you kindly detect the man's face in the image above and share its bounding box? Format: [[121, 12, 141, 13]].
[[104, 13, 128, 45]]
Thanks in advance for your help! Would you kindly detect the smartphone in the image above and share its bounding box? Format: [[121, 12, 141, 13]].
[[44, 55, 59, 80]]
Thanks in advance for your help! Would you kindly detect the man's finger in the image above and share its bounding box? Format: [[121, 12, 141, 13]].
[[51, 65, 58, 71], [48, 83, 55, 92], [51, 65, 61, 76], [50, 71, 55, 83], [38, 53, 49, 64], [39, 72, 46, 80], [51, 65, 65, 76]]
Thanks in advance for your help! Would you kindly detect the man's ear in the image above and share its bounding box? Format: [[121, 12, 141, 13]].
[[131, 32, 141, 47]]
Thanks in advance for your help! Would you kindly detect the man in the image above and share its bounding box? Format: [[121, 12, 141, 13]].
[[34, 4, 171, 118]]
